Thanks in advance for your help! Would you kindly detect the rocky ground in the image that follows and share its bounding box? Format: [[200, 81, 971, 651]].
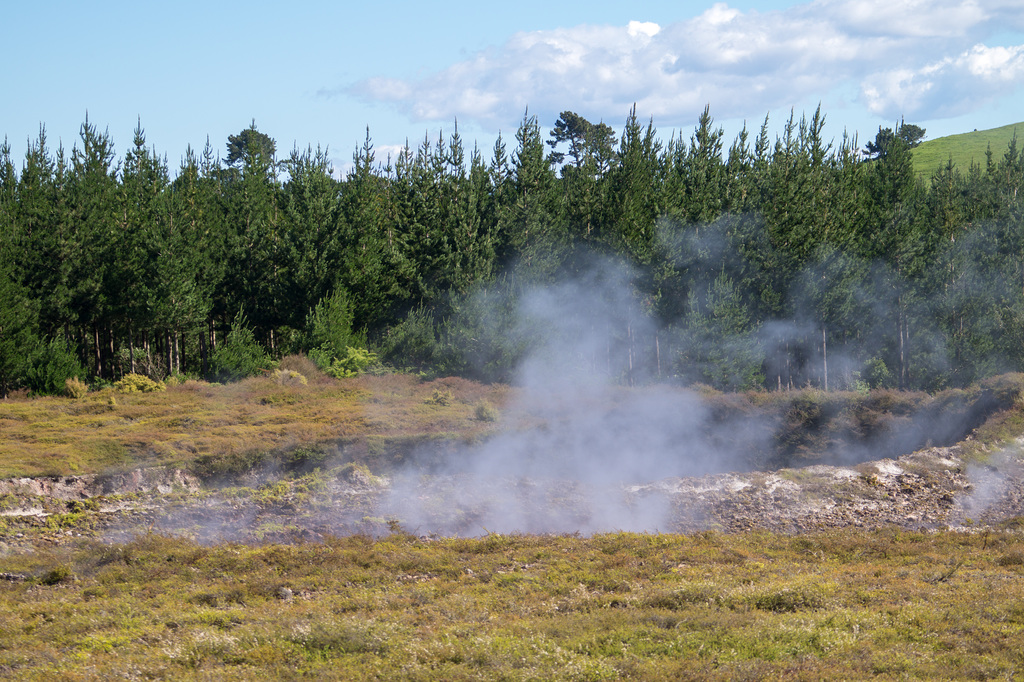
[[2, 441, 1024, 551]]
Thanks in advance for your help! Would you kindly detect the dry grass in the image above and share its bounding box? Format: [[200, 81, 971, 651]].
[[2, 370, 1022, 480], [2, 529, 1024, 679], [5, 369, 1024, 678], [0, 372, 510, 479]]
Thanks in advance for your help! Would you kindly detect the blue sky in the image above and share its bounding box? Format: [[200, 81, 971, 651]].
[[4, 0, 1024, 176]]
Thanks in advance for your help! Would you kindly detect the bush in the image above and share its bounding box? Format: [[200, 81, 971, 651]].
[[209, 312, 275, 382], [305, 287, 367, 366], [115, 373, 166, 393], [321, 347, 379, 379], [864, 356, 895, 389], [64, 376, 88, 399], [39, 565, 74, 586], [273, 368, 307, 386], [278, 354, 334, 386], [424, 388, 453, 406], [474, 400, 499, 422], [379, 305, 439, 372], [25, 336, 86, 396]]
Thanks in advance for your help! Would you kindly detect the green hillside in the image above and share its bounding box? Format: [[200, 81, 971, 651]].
[[912, 120, 1023, 179]]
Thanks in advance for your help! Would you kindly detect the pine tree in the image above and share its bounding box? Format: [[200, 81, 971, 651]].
[[69, 115, 121, 377], [116, 120, 167, 375], [339, 128, 411, 331], [495, 111, 563, 278], [0, 138, 41, 396], [606, 106, 662, 264], [219, 122, 285, 349], [283, 144, 342, 327]]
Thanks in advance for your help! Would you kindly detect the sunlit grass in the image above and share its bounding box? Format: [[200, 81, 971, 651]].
[[2, 529, 1024, 679], [3, 368, 1022, 482], [913, 120, 1023, 180], [0, 372, 509, 478]]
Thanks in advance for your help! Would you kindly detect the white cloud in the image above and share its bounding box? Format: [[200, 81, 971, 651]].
[[862, 43, 1024, 119], [345, 1, 1024, 131], [825, 0, 988, 37], [627, 20, 661, 39]]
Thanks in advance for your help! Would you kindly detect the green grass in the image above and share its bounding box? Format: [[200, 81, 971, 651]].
[[2, 529, 1024, 679], [912, 120, 1023, 180]]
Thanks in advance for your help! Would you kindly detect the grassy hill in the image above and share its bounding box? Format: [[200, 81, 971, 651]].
[[912, 120, 1023, 180]]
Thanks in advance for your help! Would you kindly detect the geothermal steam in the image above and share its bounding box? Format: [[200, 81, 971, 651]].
[[377, 263, 772, 535]]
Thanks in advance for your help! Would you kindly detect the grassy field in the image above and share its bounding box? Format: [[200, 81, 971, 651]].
[[912, 120, 1023, 180], [2, 528, 1024, 679], [4, 365, 1024, 679]]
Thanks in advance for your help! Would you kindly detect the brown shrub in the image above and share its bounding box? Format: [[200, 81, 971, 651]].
[[278, 354, 331, 386]]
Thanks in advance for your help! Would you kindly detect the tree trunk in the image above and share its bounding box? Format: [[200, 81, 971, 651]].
[[822, 326, 828, 391], [200, 329, 208, 377], [655, 332, 661, 379], [128, 328, 136, 375], [93, 326, 103, 378]]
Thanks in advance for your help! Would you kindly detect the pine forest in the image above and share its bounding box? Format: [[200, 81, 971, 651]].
[[2, 106, 1023, 396]]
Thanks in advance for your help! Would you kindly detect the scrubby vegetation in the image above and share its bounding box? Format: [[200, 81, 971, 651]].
[[1, 368, 1021, 481], [0, 368, 509, 479], [2, 367, 1024, 677], [2, 529, 1024, 679]]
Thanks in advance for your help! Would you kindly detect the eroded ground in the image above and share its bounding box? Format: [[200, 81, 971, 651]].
[[2, 439, 1024, 553]]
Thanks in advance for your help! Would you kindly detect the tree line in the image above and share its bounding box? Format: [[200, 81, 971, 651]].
[[1, 106, 1022, 396]]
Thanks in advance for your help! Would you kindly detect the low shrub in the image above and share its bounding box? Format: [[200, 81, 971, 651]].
[[25, 336, 85, 396], [319, 347, 379, 378], [474, 400, 499, 422], [273, 369, 307, 386], [425, 388, 453, 406], [209, 311, 275, 382], [278, 354, 330, 385], [751, 581, 834, 612], [115, 373, 165, 393], [39, 564, 74, 586], [65, 376, 88, 399]]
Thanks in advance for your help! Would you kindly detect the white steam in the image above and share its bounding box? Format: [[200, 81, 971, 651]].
[[377, 261, 771, 536]]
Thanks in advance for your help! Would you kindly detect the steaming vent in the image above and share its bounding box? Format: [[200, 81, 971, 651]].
[[355, 260, 1006, 538]]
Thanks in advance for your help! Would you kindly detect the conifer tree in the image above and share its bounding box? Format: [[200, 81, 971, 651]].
[[69, 116, 121, 377], [495, 111, 563, 277], [283, 144, 342, 327], [606, 106, 662, 264], [117, 121, 167, 374], [220, 122, 285, 348]]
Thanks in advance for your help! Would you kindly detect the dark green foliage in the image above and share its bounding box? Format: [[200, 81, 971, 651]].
[[209, 312, 275, 382], [379, 305, 440, 373], [226, 122, 277, 169], [676, 272, 764, 391], [0, 145, 41, 396], [436, 280, 532, 383], [547, 110, 617, 174], [24, 336, 85, 396], [2, 110, 1024, 392], [864, 121, 926, 158], [304, 287, 360, 369]]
